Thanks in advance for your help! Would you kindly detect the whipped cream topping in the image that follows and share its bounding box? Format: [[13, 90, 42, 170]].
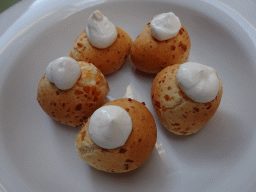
[[46, 57, 81, 90], [176, 62, 220, 103], [150, 12, 181, 41], [86, 10, 117, 49], [89, 105, 132, 149]]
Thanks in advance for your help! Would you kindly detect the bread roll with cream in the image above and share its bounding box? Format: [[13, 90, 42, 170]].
[[75, 98, 157, 172], [69, 10, 133, 76], [130, 12, 191, 74], [37, 60, 109, 127], [151, 63, 223, 135]]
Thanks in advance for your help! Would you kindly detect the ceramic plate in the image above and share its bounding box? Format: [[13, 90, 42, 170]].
[[1, 0, 256, 191]]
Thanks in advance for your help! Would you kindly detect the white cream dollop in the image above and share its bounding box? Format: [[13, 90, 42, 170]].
[[176, 62, 220, 103], [86, 10, 117, 49], [89, 105, 132, 149], [150, 12, 181, 41], [46, 57, 81, 90]]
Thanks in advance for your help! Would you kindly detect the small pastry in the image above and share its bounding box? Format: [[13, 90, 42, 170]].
[[69, 10, 133, 76], [37, 57, 109, 127], [130, 12, 191, 74], [75, 98, 157, 172], [151, 62, 223, 135]]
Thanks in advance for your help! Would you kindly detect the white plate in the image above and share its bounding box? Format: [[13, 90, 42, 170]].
[[1, 0, 256, 191]]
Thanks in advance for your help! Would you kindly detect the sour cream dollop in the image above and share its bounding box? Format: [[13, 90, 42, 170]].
[[89, 105, 132, 149], [150, 12, 181, 41], [86, 10, 117, 49], [46, 57, 81, 90], [176, 62, 220, 103]]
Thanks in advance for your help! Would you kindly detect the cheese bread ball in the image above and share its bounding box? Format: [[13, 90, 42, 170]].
[[76, 98, 157, 172], [37, 61, 109, 127], [130, 14, 191, 74], [151, 64, 223, 135], [70, 27, 133, 76]]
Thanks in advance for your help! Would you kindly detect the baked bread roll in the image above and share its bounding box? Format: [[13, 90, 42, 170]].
[[75, 98, 157, 172], [69, 27, 133, 76], [130, 14, 191, 74], [151, 64, 223, 135], [37, 61, 109, 127]]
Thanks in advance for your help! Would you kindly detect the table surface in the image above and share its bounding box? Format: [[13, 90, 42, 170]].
[[1, 0, 256, 38], [0, 1, 256, 192]]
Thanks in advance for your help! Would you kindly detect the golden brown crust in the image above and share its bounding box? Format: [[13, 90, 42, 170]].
[[130, 22, 191, 74], [75, 98, 157, 172], [69, 27, 133, 76], [37, 61, 110, 127], [151, 64, 223, 135]]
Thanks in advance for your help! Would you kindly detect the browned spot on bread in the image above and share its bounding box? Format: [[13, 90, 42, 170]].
[[171, 45, 176, 51], [124, 164, 129, 170], [126, 159, 134, 163], [128, 98, 132, 102], [142, 102, 146, 105], [91, 86, 97, 95], [77, 42, 84, 48], [167, 86, 171, 90], [56, 91, 59, 95], [101, 148, 110, 152], [171, 123, 180, 126], [94, 91, 101, 97], [93, 96, 99, 102], [164, 95, 171, 101], [204, 103, 212, 109], [180, 131, 187, 135], [162, 106, 167, 112], [81, 131, 86, 141], [125, 108, 130, 112], [119, 148, 127, 153], [124, 53, 129, 60], [178, 42, 187, 52], [75, 104, 82, 110], [83, 86, 91, 93], [154, 101, 161, 109], [193, 107, 199, 112], [172, 128, 181, 132], [75, 89, 83, 95]]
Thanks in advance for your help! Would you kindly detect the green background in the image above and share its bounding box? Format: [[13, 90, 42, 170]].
[[0, 0, 21, 13]]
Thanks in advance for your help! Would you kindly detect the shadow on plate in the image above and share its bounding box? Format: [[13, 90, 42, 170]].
[[158, 109, 254, 169], [86, 146, 176, 192]]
